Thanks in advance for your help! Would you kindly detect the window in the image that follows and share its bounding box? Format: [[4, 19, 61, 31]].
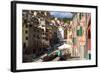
[[23, 42, 26, 48], [79, 13, 82, 20], [25, 30, 28, 34], [42, 32, 45, 35], [42, 25, 45, 27], [37, 29, 39, 32], [25, 24, 28, 28], [37, 35, 40, 39], [79, 13, 84, 20], [33, 34, 35, 37], [26, 36, 28, 40], [29, 24, 32, 27], [23, 19, 27, 24], [88, 28, 91, 39], [43, 37, 45, 39]]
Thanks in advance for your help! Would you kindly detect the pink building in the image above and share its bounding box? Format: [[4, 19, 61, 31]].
[[69, 13, 91, 59]]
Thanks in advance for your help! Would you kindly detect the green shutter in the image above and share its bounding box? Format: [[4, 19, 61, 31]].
[[77, 30, 79, 36], [72, 38, 76, 45], [77, 26, 83, 36], [79, 26, 83, 36], [89, 53, 91, 59]]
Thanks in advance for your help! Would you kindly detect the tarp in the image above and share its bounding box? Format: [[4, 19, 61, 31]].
[[58, 43, 71, 50]]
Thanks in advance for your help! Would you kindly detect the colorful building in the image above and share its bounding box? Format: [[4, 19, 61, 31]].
[[69, 13, 91, 59]]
